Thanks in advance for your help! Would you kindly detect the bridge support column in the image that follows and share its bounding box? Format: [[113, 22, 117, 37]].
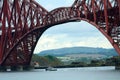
[[115, 62, 120, 70], [0, 66, 6, 71], [0, 66, 11, 72], [17, 66, 23, 71], [114, 56, 120, 70], [115, 65, 120, 70], [9, 66, 29, 71], [23, 65, 34, 71], [6, 66, 11, 71]]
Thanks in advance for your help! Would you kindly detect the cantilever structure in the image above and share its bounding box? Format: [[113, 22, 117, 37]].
[[0, 0, 120, 66]]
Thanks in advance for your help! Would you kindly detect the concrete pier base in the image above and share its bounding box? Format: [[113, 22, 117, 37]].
[[17, 66, 23, 71], [6, 66, 11, 71], [115, 66, 120, 70], [0, 66, 11, 71], [0, 65, 33, 71]]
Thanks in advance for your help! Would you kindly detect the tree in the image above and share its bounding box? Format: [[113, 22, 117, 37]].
[[31, 54, 63, 67]]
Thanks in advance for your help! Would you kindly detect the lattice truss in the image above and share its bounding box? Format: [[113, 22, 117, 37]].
[[0, 0, 120, 66]]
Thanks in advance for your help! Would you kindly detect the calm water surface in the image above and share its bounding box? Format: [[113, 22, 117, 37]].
[[0, 66, 120, 80]]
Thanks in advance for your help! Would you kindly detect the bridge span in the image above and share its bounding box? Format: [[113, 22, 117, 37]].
[[0, 0, 120, 67]]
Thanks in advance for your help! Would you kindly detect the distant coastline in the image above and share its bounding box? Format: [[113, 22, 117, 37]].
[[37, 47, 118, 57]]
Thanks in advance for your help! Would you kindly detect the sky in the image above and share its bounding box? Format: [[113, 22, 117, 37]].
[[34, 0, 113, 53]]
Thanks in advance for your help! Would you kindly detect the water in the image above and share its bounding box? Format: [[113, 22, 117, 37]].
[[0, 66, 120, 80]]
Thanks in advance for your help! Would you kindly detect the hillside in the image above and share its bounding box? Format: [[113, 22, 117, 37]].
[[38, 47, 118, 57]]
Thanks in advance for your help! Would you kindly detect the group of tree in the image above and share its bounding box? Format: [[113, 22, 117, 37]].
[[31, 54, 120, 68], [69, 56, 120, 67], [31, 54, 63, 67]]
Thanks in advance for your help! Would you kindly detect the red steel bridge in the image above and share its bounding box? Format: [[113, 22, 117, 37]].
[[0, 0, 120, 66]]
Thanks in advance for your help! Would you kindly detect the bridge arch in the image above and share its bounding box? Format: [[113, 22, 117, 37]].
[[0, 0, 120, 66], [34, 21, 114, 53], [2, 16, 119, 66]]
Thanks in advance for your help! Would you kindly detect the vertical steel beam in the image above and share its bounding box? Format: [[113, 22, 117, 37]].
[[118, 0, 120, 20], [0, 0, 8, 63], [103, 0, 109, 34], [92, 0, 97, 23]]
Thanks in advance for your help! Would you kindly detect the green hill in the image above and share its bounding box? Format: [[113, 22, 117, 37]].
[[38, 47, 118, 57]]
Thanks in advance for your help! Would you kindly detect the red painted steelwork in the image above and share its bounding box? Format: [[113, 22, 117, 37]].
[[0, 0, 120, 66]]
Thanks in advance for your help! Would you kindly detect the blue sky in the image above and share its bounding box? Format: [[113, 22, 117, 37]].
[[34, 0, 113, 53]]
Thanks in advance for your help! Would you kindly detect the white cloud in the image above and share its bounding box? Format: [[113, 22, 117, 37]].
[[34, 34, 68, 53], [35, 0, 74, 11], [34, 34, 113, 53]]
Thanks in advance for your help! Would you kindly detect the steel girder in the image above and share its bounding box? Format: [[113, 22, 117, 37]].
[[0, 0, 120, 66], [0, 0, 48, 66]]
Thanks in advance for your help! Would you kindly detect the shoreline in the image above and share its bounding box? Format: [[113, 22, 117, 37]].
[[34, 65, 116, 69]]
